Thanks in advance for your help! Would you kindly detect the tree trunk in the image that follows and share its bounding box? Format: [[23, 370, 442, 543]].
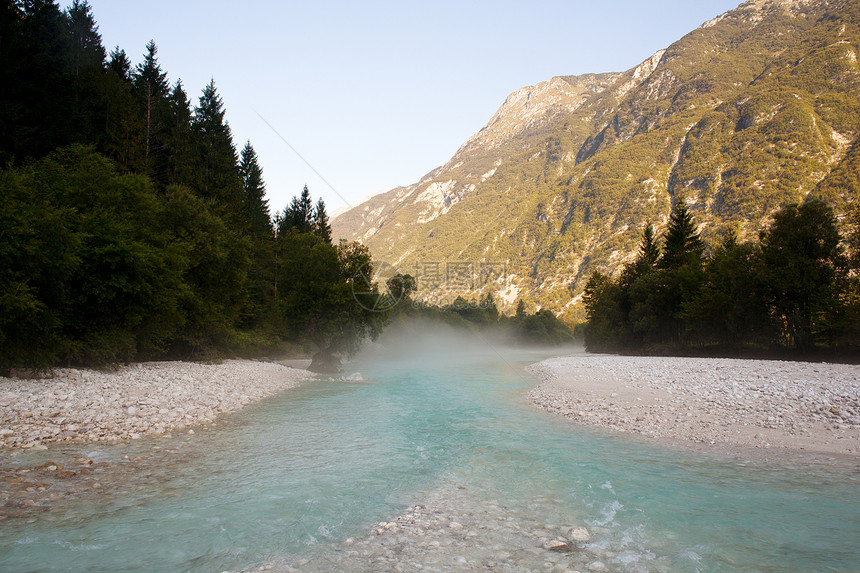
[[308, 347, 341, 373]]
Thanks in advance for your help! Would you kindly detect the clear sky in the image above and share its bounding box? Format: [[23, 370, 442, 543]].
[[66, 0, 742, 216]]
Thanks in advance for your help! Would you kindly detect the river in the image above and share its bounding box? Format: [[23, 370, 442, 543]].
[[1, 334, 859, 572]]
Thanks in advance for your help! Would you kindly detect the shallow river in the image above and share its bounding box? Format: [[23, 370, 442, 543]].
[[1, 336, 859, 572]]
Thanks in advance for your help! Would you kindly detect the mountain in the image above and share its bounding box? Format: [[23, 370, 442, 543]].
[[333, 0, 860, 322]]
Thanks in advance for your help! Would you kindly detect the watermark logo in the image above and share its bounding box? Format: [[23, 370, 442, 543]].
[[351, 259, 508, 312], [350, 261, 402, 312]]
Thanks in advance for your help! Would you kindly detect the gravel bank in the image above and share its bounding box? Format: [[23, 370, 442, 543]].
[[527, 355, 860, 458], [0, 360, 311, 449]]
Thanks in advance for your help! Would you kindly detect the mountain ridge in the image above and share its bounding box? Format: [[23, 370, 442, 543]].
[[333, 0, 860, 321]]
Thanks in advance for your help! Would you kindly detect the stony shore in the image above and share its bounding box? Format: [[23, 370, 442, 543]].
[[0, 360, 311, 449], [527, 354, 860, 459]]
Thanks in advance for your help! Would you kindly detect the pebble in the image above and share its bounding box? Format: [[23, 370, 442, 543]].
[[527, 356, 860, 455], [0, 361, 311, 449], [257, 480, 661, 573]]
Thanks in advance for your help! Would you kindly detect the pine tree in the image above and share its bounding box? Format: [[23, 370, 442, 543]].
[[191, 79, 242, 221], [281, 184, 314, 234], [659, 200, 704, 270], [238, 141, 273, 237], [133, 40, 170, 180], [313, 197, 332, 244], [107, 46, 131, 80], [619, 222, 660, 290], [65, 0, 104, 76], [63, 1, 107, 149], [1, 0, 74, 162], [637, 223, 660, 267], [515, 299, 526, 320], [103, 46, 143, 172], [165, 80, 195, 186], [296, 184, 314, 229]]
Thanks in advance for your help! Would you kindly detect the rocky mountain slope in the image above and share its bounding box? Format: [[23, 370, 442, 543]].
[[333, 0, 860, 321]]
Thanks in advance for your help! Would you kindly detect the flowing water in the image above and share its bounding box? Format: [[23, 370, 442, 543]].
[[1, 334, 859, 572]]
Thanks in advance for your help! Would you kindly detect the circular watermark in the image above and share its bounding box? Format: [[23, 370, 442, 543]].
[[350, 261, 403, 312]]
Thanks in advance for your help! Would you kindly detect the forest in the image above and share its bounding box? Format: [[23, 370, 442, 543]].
[[0, 1, 573, 374], [583, 199, 860, 358], [0, 1, 385, 372]]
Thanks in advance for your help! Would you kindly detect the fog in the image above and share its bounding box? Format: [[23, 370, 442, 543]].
[[352, 317, 584, 369]]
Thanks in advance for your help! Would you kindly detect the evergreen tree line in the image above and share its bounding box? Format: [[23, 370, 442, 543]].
[[583, 199, 860, 356], [383, 279, 575, 345], [0, 2, 382, 371]]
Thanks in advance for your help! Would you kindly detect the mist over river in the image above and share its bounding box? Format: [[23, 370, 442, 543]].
[[1, 330, 859, 572]]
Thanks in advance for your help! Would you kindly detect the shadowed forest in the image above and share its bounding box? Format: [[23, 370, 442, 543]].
[[584, 199, 860, 357]]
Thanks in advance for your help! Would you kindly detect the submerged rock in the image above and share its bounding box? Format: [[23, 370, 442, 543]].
[[544, 538, 572, 552]]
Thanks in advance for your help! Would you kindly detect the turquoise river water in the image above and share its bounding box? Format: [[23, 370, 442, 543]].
[[1, 335, 859, 572]]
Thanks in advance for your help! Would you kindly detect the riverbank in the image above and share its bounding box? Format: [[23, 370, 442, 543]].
[[0, 360, 312, 449], [527, 354, 860, 459]]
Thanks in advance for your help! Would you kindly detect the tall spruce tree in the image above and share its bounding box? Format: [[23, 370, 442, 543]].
[[280, 184, 314, 234], [238, 141, 273, 237], [165, 80, 195, 186], [64, 1, 107, 149], [313, 197, 332, 244], [65, 0, 104, 76], [192, 79, 242, 223], [619, 223, 660, 289], [1, 0, 73, 162], [659, 201, 704, 270], [133, 40, 170, 182], [637, 223, 660, 268], [103, 46, 143, 172], [237, 142, 275, 329], [107, 46, 131, 80]]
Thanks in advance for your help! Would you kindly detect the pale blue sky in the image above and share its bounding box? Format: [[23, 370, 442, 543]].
[[68, 0, 741, 215]]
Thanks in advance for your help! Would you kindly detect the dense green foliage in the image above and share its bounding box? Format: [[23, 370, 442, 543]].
[[583, 200, 858, 355], [0, 1, 382, 371]]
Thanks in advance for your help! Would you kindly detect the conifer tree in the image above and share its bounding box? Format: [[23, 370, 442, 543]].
[[313, 197, 332, 244], [237, 142, 274, 328], [192, 79, 242, 222], [659, 201, 704, 270], [619, 223, 660, 289], [63, 1, 107, 149], [103, 47, 143, 172], [1, 0, 73, 162], [165, 80, 195, 186], [133, 40, 170, 180], [238, 141, 273, 237], [281, 185, 314, 234], [515, 299, 526, 320], [637, 223, 660, 268], [65, 0, 104, 75], [107, 46, 131, 80]]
